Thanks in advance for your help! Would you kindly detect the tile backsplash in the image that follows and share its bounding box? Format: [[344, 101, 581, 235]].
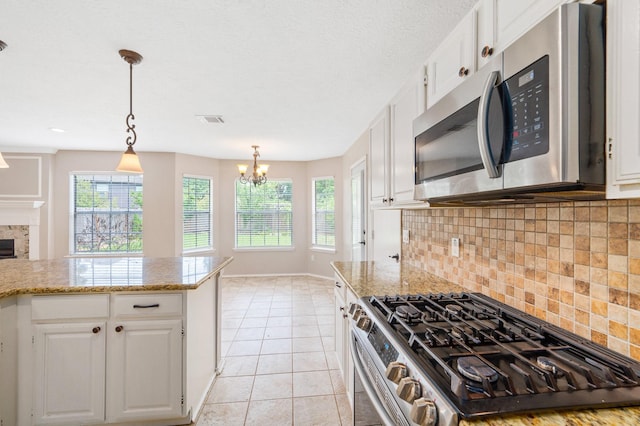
[[402, 199, 640, 360]]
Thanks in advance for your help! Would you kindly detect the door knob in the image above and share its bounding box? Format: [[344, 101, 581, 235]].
[[389, 253, 400, 261]]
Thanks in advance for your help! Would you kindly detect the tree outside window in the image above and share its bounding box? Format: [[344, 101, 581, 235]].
[[235, 179, 293, 248], [72, 174, 143, 254]]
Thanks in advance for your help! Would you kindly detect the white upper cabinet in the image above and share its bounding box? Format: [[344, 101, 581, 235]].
[[607, 0, 640, 198], [390, 71, 425, 205], [426, 10, 476, 108], [369, 108, 390, 207], [369, 71, 425, 208], [428, 0, 568, 107]]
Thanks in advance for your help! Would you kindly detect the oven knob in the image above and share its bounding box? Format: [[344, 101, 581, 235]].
[[385, 361, 407, 384], [410, 398, 437, 426], [356, 315, 371, 332], [396, 377, 421, 403]]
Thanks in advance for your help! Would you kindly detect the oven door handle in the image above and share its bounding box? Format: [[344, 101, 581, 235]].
[[349, 331, 396, 426], [477, 70, 502, 179]]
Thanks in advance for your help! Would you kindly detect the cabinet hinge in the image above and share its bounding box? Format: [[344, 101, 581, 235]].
[[32, 336, 35, 344], [181, 395, 184, 406], [181, 328, 185, 336], [608, 137, 613, 159], [1, 341, 3, 353]]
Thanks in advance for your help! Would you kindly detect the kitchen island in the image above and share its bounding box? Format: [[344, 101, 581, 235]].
[[331, 260, 640, 426], [0, 255, 232, 426]]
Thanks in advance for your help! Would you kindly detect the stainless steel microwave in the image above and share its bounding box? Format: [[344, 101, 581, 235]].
[[413, 3, 605, 204]]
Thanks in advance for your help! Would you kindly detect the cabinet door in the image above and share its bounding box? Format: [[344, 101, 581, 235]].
[[390, 73, 424, 205], [108, 319, 183, 422], [426, 10, 475, 108], [33, 322, 106, 425], [493, 0, 565, 53], [334, 287, 346, 376], [369, 108, 390, 207], [344, 288, 357, 401], [607, 0, 640, 198]]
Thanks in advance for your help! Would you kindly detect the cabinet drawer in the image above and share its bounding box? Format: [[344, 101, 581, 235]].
[[112, 293, 182, 318], [32, 294, 109, 320]]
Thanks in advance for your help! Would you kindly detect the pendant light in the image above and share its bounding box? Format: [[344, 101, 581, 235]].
[[0, 40, 8, 169], [116, 49, 144, 173]]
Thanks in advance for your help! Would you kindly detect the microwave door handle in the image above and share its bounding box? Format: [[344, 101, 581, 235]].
[[477, 70, 501, 178], [349, 331, 396, 426]]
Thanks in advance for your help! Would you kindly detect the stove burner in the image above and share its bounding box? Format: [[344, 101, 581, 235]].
[[396, 304, 421, 320], [445, 304, 463, 316], [451, 326, 473, 340], [457, 356, 499, 383], [537, 356, 563, 376]]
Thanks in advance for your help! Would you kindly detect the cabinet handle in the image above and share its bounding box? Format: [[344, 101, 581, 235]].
[[481, 45, 494, 58], [342, 314, 348, 319], [382, 198, 388, 203], [458, 67, 469, 77], [389, 197, 394, 203], [340, 306, 345, 311], [115, 325, 124, 333], [92, 326, 101, 334], [335, 282, 342, 288], [133, 303, 160, 309]]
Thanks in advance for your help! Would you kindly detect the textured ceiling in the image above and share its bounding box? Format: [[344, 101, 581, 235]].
[[0, 0, 476, 161]]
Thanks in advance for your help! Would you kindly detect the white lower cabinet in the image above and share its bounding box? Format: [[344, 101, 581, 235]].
[[33, 322, 107, 425], [334, 275, 356, 405], [31, 293, 185, 426], [107, 319, 183, 422]]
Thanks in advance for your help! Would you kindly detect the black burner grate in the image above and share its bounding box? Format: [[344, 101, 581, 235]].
[[365, 292, 640, 417]]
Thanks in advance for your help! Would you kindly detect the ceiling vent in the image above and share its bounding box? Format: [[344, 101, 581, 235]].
[[196, 115, 225, 124]]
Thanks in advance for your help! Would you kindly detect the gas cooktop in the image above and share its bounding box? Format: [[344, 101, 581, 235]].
[[360, 292, 640, 419]]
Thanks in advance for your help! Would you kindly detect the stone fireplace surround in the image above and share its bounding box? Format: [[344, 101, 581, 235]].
[[0, 201, 44, 260]]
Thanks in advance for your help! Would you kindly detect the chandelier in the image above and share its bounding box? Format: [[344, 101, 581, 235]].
[[116, 49, 144, 173], [238, 145, 269, 186]]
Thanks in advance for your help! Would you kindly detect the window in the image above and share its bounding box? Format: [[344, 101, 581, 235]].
[[235, 180, 293, 248], [183, 176, 213, 251], [312, 177, 335, 248], [72, 174, 143, 254]]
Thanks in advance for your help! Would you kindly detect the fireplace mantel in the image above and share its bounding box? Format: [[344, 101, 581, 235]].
[[0, 200, 45, 259]]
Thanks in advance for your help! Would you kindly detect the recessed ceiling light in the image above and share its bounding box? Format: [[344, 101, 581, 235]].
[[49, 128, 66, 133], [196, 115, 225, 124]]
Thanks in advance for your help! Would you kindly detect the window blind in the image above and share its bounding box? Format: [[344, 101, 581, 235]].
[[72, 174, 143, 254], [235, 179, 293, 248], [312, 177, 335, 248], [183, 177, 212, 250]]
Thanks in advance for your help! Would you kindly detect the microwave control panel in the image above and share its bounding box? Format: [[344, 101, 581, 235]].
[[505, 55, 549, 162]]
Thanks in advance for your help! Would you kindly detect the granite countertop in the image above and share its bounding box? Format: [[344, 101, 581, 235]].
[[331, 260, 465, 297], [0, 255, 233, 298], [330, 260, 640, 426]]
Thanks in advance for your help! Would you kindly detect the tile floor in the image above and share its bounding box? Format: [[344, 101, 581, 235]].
[[196, 275, 352, 426]]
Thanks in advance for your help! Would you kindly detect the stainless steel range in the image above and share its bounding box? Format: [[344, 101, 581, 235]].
[[349, 293, 640, 426]]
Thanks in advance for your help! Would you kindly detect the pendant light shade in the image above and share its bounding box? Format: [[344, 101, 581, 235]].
[[116, 49, 144, 173], [116, 145, 143, 173], [0, 152, 8, 168]]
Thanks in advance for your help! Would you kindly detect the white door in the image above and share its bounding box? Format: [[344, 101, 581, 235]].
[[108, 319, 183, 422], [372, 209, 401, 263], [33, 322, 106, 425], [351, 160, 367, 261]]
